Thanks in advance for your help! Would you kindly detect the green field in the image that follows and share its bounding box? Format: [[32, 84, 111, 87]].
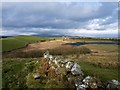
[[2, 44, 119, 88], [1, 36, 119, 88], [79, 61, 118, 82], [84, 44, 118, 52], [1, 36, 53, 52], [78, 44, 119, 82], [2, 58, 38, 88]]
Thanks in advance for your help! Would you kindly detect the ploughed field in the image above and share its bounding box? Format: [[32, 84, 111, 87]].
[[1, 36, 120, 88]]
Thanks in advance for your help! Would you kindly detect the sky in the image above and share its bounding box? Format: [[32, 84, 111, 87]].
[[1, 2, 119, 38]]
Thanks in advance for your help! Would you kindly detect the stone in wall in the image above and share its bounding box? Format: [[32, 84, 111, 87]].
[[106, 79, 120, 89], [71, 63, 84, 76]]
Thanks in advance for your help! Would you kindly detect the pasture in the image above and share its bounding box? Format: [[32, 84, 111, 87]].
[[1, 36, 119, 88], [1, 36, 53, 52]]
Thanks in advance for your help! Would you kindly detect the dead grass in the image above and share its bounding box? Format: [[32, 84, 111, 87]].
[[78, 55, 119, 68], [22, 40, 71, 51], [74, 44, 119, 68], [49, 45, 91, 55], [3, 44, 91, 58]]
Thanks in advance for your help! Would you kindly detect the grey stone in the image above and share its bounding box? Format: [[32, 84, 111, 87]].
[[43, 51, 54, 61], [43, 51, 49, 59], [75, 78, 82, 87], [67, 77, 71, 81], [66, 61, 74, 70], [106, 80, 120, 89], [71, 63, 83, 75], [33, 73, 41, 79], [49, 55, 54, 60], [77, 84, 88, 90], [82, 76, 103, 89], [83, 76, 93, 85]]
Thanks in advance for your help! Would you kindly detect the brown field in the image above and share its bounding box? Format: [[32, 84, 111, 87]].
[[2, 39, 119, 88], [20, 40, 72, 52], [3, 40, 86, 58]]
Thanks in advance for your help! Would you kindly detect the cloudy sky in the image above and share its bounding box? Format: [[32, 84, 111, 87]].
[[1, 2, 118, 37]]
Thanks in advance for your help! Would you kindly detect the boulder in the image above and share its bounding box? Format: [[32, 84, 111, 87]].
[[83, 76, 93, 85], [49, 55, 53, 60], [33, 73, 41, 79], [51, 66, 55, 69], [48, 61, 52, 65], [106, 79, 120, 89], [77, 84, 88, 90], [54, 59, 58, 65], [75, 78, 82, 87], [66, 61, 74, 70], [60, 60, 66, 64], [61, 64, 64, 67], [43, 51, 49, 59], [75, 77, 87, 90], [82, 76, 103, 89], [71, 63, 83, 75]]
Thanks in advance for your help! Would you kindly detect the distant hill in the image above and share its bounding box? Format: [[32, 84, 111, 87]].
[[1, 36, 53, 52]]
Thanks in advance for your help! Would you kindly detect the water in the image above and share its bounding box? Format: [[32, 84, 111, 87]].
[[67, 41, 119, 46]]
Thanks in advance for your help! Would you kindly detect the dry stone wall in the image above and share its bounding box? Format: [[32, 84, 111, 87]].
[[32, 51, 120, 89]]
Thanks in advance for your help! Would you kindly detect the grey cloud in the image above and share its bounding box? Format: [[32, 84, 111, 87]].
[[2, 2, 117, 28], [1, 2, 118, 37]]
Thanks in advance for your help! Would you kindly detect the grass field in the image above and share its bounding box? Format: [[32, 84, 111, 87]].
[[2, 36, 119, 88], [1, 38, 27, 52], [2, 58, 39, 88], [84, 44, 118, 52], [77, 44, 119, 82], [2, 52, 119, 88], [78, 61, 118, 82], [14, 36, 51, 43], [1, 36, 53, 52]]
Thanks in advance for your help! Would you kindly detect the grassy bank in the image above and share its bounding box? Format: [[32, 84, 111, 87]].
[[1, 36, 53, 52]]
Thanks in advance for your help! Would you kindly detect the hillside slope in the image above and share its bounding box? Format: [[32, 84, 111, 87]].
[[1, 36, 52, 52]]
